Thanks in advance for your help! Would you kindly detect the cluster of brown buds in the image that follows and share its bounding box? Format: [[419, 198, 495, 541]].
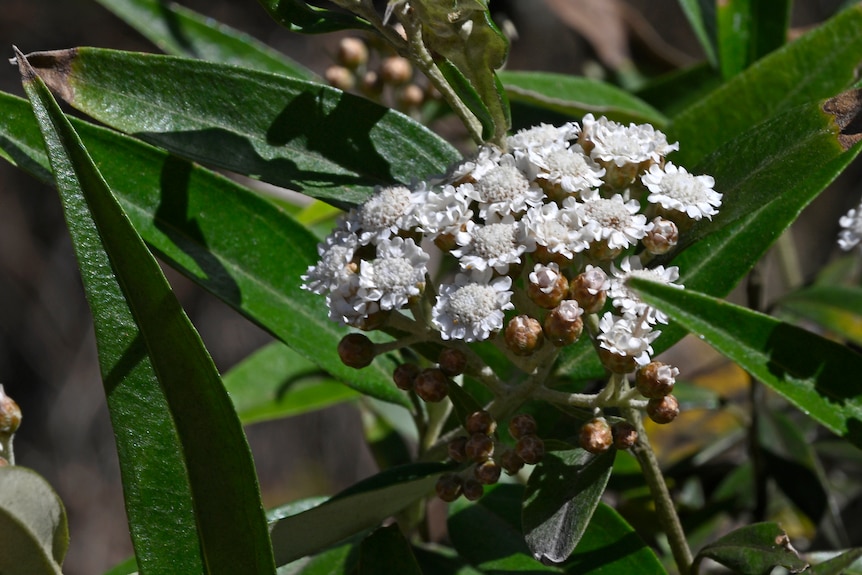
[[436, 412, 544, 502]]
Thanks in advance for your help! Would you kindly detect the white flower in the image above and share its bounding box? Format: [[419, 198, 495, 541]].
[[642, 163, 722, 221], [576, 193, 650, 250], [597, 311, 660, 366], [581, 114, 678, 167], [507, 122, 580, 155], [838, 201, 862, 251], [346, 185, 415, 244], [580, 265, 610, 295], [432, 270, 514, 342], [411, 183, 473, 238], [529, 262, 563, 295], [453, 216, 527, 274], [609, 256, 682, 324], [520, 201, 588, 259], [463, 155, 545, 220], [301, 230, 359, 295], [533, 145, 606, 196], [357, 237, 429, 311], [326, 276, 377, 328], [440, 144, 502, 185]]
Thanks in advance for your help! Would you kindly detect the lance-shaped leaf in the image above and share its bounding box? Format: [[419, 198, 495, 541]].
[[776, 285, 862, 347], [358, 525, 423, 575], [18, 49, 275, 573], [0, 90, 408, 407], [23, 48, 460, 208], [257, 0, 373, 34], [522, 448, 615, 564], [693, 523, 808, 575], [93, 0, 316, 79], [670, 3, 862, 167], [629, 277, 862, 449], [675, 0, 717, 66], [498, 70, 668, 127]]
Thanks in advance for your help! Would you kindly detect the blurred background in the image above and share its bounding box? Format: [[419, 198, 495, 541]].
[[0, 1, 858, 572]]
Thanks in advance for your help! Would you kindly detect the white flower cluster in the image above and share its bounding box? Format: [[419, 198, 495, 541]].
[[838, 201, 862, 252], [302, 115, 722, 367]]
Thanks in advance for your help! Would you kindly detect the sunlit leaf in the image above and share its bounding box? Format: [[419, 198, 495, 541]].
[[693, 523, 808, 575]]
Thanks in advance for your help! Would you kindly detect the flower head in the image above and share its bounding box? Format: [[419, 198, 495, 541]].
[[642, 163, 722, 222], [838, 201, 862, 251], [432, 270, 514, 342], [346, 184, 416, 244]]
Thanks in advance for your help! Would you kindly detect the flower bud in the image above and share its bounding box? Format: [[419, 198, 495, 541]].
[[570, 267, 608, 314], [474, 460, 502, 485], [527, 263, 568, 309], [505, 315, 544, 356], [337, 333, 375, 369], [635, 361, 679, 399], [499, 449, 525, 475], [579, 417, 613, 454], [392, 362, 419, 391], [643, 218, 679, 255], [612, 421, 638, 450], [515, 434, 545, 465], [544, 300, 584, 347], [0, 387, 21, 436], [448, 436, 469, 463], [465, 432, 494, 462], [647, 395, 680, 424], [360, 70, 383, 96], [438, 347, 467, 377], [324, 65, 355, 91], [597, 347, 637, 374], [465, 410, 496, 436], [435, 473, 463, 502], [414, 368, 450, 402], [397, 84, 425, 110], [336, 37, 368, 69], [380, 56, 412, 85], [462, 478, 484, 501], [508, 414, 537, 439]]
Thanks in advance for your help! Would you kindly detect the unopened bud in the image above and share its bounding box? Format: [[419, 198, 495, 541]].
[[499, 449, 525, 475], [448, 436, 469, 463], [393, 362, 419, 391], [612, 421, 638, 450], [462, 478, 484, 501], [0, 387, 21, 436], [414, 368, 450, 402], [647, 395, 680, 424], [527, 263, 569, 309], [570, 267, 608, 314], [636, 361, 679, 399], [579, 417, 613, 454], [398, 84, 425, 110], [508, 414, 537, 439], [438, 347, 467, 377], [505, 315, 544, 356], [515, 434, 545, 465], [643, 218, 679, 255], [336, 37, 368, 69], [380, 56, 412, 85], [338, 333, 375, 369], [597, 347, 638, 374], [360, 70, 383, 96], [474, 460, 502, 485], [465, 410, 496, 436], [544, 301, 584, 347], [465, 432, 494, 462], [324, 65, 355, 91], [435, 473, 463, 502]]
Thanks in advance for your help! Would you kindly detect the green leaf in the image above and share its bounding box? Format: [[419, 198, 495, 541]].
[[808, 548, 862, 575], [675, 0, 717, 66], [669, 3, 862, 167], [102, 556, 138, 575], [223, 341, 360, 425], [438, 58, 496, 141], [776, 285, 862, 346], [276, 540, 358, 575], [0, 90, 408, 407], [0, 467, 68, 573], [448, 483, 563, 574], [634, 63, 722, 118], [257, 0, 373, 34], [716, 0, 790, 79], [270, 462, 452, 566], [18, 49, 276, 573], [93, 0, 316, 78], [497, 71, 668, 127], [522, 448, 615, 564], [412, 544, 486, 575], [629, 278, 862, 449], [24, 48, 460, 207], [693, 523, 808, 575], [358, 525, 423, 575]]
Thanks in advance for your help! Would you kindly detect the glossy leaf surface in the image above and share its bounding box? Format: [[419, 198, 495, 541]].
[[693, 523, 808, 575], [256, 0, 372, 33], [93, 0, 315, 78], [20, 50, 275, 573], [24, 48, 460, 207], [0, 91, 407, 406], [629, 278, 862, 449]]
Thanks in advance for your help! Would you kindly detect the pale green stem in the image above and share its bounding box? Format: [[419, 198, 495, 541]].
[[533, 385, 648, 411]]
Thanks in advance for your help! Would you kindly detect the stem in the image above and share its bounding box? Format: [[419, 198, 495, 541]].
[[623, 406, 692, 575]]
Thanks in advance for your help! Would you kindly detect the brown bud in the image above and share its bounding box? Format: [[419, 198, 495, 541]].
[[464, 432, 494, 462], [360, 70, 383, 96], [324, 65, 355, 91], [465, 410, 496, 436], [515, 434, 545, 465], [462, 478, 484, 501], [398, 84, 425, 110], [448, 436, 469, 463], [435, 473, 463, 502], [499, 449, 525, 475], [438, 347, 467, 377], [570, 267, 608, 314], [612, 421, 638, 450], [543, 301, 584, 347], [527, 263, 569, 309], [393, 363, 420, 391], [597, 347, 637, 374], [508, 414, 537, 440], [647, 395, 680, 424], [643, 218, 679, 255], [336, 37, 368, 69], [0, 386, 21, 436], [474, 460, 502, 485], [635, 361, 679, 399], [414, 368, 450, 402], [337, 333, 375, 369], [505, 315, 544, 356], [380, 56, 413, 85], [579, 417, 613, 454]]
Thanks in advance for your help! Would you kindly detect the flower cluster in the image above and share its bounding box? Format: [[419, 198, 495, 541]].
[[302, 115, 721, 371]]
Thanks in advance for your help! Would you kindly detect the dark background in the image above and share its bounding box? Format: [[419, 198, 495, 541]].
[[0, 1, 857, 572]]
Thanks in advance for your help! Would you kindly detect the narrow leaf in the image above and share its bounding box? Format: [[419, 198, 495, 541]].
[[24, 48, 460, 207], [777, 285, 862, 346], [809, 548, 862, 575], [675, 0, 717, 66], [0, 90, 408, 406], [19, 48, 275, 573], [0, 467, 68, 566], [358, 525, 423, 575], [693, 523, 808, 575], [93, 0, 316, 79], [716, 0, 752, 79], [629, 278, 862, 449], [256, 0, 373, 34], [522, 448, 615, 564], [498, 70, 668, 126]]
